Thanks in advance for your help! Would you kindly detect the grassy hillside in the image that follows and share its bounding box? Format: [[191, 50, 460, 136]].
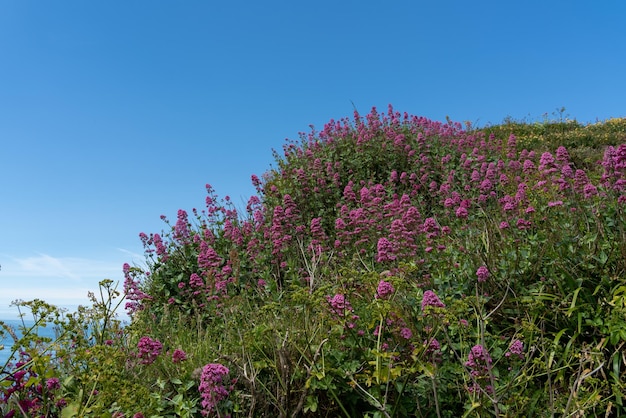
[[2, 106, 626, 417]]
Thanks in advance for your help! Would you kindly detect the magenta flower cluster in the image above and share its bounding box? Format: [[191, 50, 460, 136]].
[[327, 293, 353, 317], [198, 363, 231, 416], [137, 336, 163, 365], [0, 355, 65, 416], [476, 265, 490, 282], [421, 290, 445, 310], [465, 344, 493, 394], [505, 339, 524, 360], [171, 348, 188, 364], [376, 280, 395, 299]]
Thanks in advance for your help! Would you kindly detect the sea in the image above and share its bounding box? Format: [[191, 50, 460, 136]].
[[0, 319, 58, 366]]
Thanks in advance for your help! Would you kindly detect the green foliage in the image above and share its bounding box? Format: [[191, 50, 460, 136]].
[[3, 107, 626, 416]]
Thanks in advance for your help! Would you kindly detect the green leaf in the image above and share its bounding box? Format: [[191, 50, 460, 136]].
[[61, 403, 80, 418]]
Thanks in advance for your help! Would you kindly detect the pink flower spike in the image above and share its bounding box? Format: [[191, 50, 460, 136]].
[[376, 280, 395, 299], [476, 266, 489, 282], [421, 290, 445, 310]]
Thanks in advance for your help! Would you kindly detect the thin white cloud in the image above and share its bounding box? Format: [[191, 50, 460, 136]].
[[116, 248, 146, 266], [2, 253, 124, 281], [14, 253, 82, 281]]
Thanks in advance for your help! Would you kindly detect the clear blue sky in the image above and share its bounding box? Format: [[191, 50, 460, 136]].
[[1, 1, 625, 318]]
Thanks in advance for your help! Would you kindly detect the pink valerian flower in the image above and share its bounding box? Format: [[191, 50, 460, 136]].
[[327, 294, 353, 317], [174, 209, 191, 242], [421, 290, 445, 311], [137, 336, 163, 365], [172, 348, 188, 364], [574, 169, 591, 191], [600, 144, 626, 191], [376, 237, 396, 262], [556, 146, 570, 163], [465, 344, 493, 394], [123, 263, 152, 314], [310, 217, 327, 246], [538, 152, 555, 171], [476, 266, 489, 282], [189, 273, 204, 288], [505, 339, 524, 360], [424, 338, 442, 363], [561, 163, 574, 179], [455, 206, 469, 218], [199, 363, 231, 416], [46, 377, 60, 391], [522, 159, 536, 173], [479, 179, 493, 193], [399, 327, 413, 340], [500, 195, 517, 211], [423, 217, 440, 238], [376, 280, 395, 299], [506, 134, 517, 151], [516, 218, 532, 230], [583, 183, 598, 198], [198, 242, 222, 270], [152, 233, 168, 260]]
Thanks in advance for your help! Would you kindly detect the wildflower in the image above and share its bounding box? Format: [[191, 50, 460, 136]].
[[476, 266, 489, 282], [455, 206, 469, 218], [499, 221, 509, 229], [376, 280, 395, 299], [465, 344, 493, 394], [172, 348, 188, 364], [583, 183, 598, 198], [539, 152, 555, 170], [479, 179, 493, 193], [400, 327, 413, 340], [174, 209, 190, 241], [523, 159, 536, 173], [561, 164, 573, 178], [189, 273, 204, 287], [137, 336, 162, 365], [199, 363, 231, 416], [376, 237, 396, 262], [327, 294, 353, 317], [46, 377, 60, 391], [516, 218, 532, 230], [421, 290, 445, 310], [556, 146, 570, 162], [505, 339, 524, 360], [507, 134, 517, 149], [547, 200, 563, 207]]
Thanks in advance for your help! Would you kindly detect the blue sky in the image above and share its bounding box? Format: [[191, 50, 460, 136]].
[[1, 1, 625, 319]]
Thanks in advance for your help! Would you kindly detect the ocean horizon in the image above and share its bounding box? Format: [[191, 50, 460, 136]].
[[0, 318, 59, 366]]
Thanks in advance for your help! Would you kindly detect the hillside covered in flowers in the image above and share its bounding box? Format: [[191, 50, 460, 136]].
[[3, 106, 626, 417]]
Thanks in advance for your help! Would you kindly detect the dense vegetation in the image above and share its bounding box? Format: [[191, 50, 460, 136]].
[[2, 106, 626, 417]]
